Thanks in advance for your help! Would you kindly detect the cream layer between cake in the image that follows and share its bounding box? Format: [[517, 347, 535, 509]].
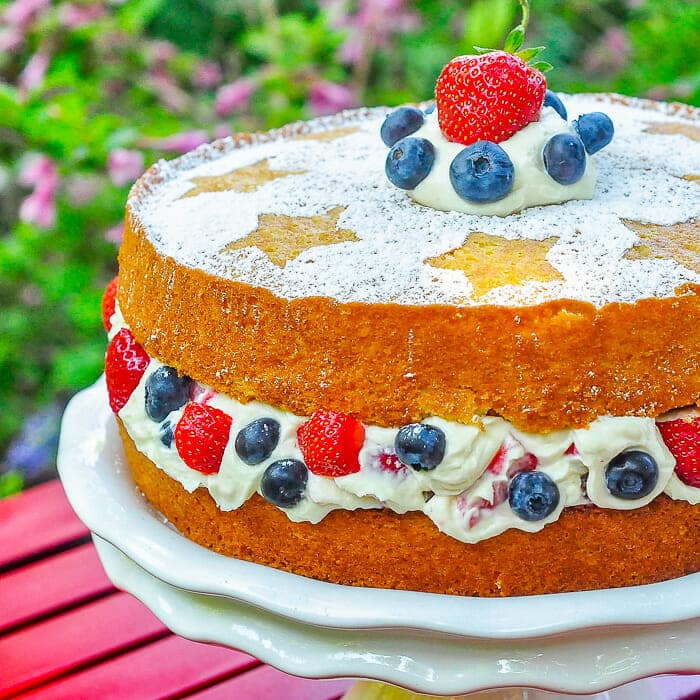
[[111, 308, 700, 546]]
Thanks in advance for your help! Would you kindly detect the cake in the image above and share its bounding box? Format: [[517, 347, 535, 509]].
[[102, 31, 700, 596]]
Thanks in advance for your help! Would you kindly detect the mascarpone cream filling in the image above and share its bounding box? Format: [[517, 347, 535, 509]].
[[110, 313, 699, 544], [410, 106, 597, 216]]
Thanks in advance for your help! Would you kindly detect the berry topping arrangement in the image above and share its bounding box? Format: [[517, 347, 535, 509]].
[[380, 0, 615, 215]]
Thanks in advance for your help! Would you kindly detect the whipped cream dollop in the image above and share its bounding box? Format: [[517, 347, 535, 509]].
[[111, 314, 699, 545], [409, 105, 597, 216]]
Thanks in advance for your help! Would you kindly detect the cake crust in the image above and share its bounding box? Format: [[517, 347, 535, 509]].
[[120, 422, 700, 596], [118, 223, 700, 432]]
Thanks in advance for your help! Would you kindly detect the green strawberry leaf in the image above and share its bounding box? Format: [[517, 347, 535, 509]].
[[516, 46, 546, 62], [530, 60, 554, 73], [504, 26, 525, 53], [473, 45, 498, 55]]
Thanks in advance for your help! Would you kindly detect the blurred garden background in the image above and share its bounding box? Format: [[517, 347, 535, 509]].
[[1, 0, 699, 496]]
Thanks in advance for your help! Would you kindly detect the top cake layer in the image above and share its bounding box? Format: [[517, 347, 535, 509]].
[[130, 94, 699, 309]]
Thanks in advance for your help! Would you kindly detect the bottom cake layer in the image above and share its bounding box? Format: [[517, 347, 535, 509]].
[[120, 422, 700, 597]]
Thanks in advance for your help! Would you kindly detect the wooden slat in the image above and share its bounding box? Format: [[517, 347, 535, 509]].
[[0, 592, 168, 699], [0, 481, 88, 570], [0, 543, 113, 633], [188, 665, 353, 700], [14, 635, 259, 700]]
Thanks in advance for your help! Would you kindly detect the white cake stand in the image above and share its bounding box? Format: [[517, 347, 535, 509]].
[[58, 380, 700, 698]]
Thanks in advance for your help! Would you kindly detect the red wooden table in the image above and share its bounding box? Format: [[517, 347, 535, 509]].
[[0, 481, 352, 700], [2, 480, 700, 700]]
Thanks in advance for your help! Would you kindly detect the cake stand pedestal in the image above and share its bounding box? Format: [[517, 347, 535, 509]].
[[58, 381, 700, 699]]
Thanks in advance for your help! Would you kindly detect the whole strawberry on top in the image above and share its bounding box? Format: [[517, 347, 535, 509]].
[[436, 0, 550, 146]]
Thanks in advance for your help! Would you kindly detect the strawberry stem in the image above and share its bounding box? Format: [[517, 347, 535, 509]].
[[518, 0, 530, 35]]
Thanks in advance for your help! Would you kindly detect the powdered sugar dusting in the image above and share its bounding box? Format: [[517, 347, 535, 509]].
[[130, 95, 700, 307]]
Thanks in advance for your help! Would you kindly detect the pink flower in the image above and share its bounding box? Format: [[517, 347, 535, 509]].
[[58, 2, 106, 28], [308, 80, 356, 116], [215, 79, 256, 118], [149, 68, 189, 113], [0, 27, 24, 52], [104, 221, 124, 244], [19, 154, 56, 188], [2, 0, 50, 28], [194, 61, 223, 89], [213, 124, 234, 140], [107, 148, 144, 187], [65, 175, 102, 207], [140, 130, 209, 154], [18, 50, 50, 93], [147, 40, 177, 65], [19, 191, 56, 228], [584, 27, 630, 74], [19, 156, 59, 229], [337, 0, 420, 65]]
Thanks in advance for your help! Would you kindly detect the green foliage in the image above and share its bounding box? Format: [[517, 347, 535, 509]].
[[0, 0, 698, 479]]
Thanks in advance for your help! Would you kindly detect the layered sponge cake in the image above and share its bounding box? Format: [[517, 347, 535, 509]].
[[104, 93, 700, 596]]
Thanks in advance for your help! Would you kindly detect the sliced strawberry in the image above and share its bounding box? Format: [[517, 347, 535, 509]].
[[378, 451, 405, 474], [435, 51, 546, 146], [105, 328, 149, 413], [657, 416, 700, 488], [492, 479, 509, 506], [506, 452, 538, 478], [487, 444, 508, 475], [101, 276, 119, 332], [175, 402, 232, 475], [297, 409, 365, 477]]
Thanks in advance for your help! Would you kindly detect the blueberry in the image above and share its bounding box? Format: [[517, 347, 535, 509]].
[[542, 133, 586, 185], [573, 112, 614, 155], [261, 459, 308, 508], [145, 366, 192, 422], [509, 471, 560, 521], [160, 420, 174, 448], [449, 141, 515, 203], [605, 450, 658, 500], [544, 90, 568, 120], [380, 107, 425, 147], [235, 417, 280, 465], [423, 102, 436, 115], [395, 423, 446, 471], [385, 137, 435, 190]]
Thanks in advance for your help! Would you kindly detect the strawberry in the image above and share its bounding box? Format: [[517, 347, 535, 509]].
[[101, 276, 119, 332], [436, 51, 546, 146], [105, 328, 150, 413], [657, 416, 700, 488], [378, 451, 406, 474], [297, 409, 365, 477], [175, 402, 232, 475]]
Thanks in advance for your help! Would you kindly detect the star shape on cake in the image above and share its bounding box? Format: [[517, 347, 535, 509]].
[[427, 232, 564, 299], [623, 219, 700, 274], [644, 122, 700, 142], [180, 159, 305, 199], [221, 206, 360, 267]]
